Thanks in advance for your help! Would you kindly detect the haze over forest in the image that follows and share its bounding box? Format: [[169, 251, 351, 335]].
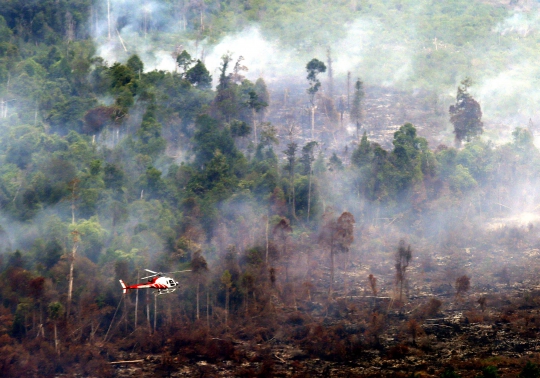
[[2, 0, 540, 377]]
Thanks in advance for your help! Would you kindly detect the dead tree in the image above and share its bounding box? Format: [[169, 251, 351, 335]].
[[284, 143, 298, 220], [395, 239, 412, 304], [455, 275, 470, 298], [221, 270, 232, 326], [319, 211, 355, 296], [191, 250, 208, 321], [273, 218, 293, 282], [66, 230, 80, 321]]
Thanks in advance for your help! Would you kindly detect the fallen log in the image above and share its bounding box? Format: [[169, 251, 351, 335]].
[[110, 360, 145, 365]]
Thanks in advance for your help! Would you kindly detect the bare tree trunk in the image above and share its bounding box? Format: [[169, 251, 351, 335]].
[[206, 290, 210, 329], [196, 281, 200, 320], [291, 179, 296, 220], [124, 296, 127, 332], [146, 291, 151, 335], [311, 106, 315, 139], [66, 240, 78, 320], [347, 71, 351, 110], [134, 272, 139, 330], [153, 295, 157, 333], [200, 9, 204, 31], [329, 248, 335, 297], [253, 110, 258, 144], [284, 241, 289, 282], [265, 215, 269, 264], [327, 48, 334, 97], [54, 322, 59, 355], [225, 289, 229, 326], [107, 0, 111, 40], [307, 168, 312, 222]]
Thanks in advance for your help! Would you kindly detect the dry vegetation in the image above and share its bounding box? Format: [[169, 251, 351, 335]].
[[3, 220, 539, 377]]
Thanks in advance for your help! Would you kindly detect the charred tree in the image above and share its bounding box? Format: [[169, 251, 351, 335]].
[[395, 239, 412, 304], [319, 211, 355, 296]]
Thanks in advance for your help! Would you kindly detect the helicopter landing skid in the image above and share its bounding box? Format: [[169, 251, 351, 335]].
[[156, 288, 177, 295]]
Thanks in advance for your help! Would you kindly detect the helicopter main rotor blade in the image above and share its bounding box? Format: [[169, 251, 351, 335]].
[[165, 270, 192, 274], [141, 273, 159, 280], [145, 269, 158, 274]]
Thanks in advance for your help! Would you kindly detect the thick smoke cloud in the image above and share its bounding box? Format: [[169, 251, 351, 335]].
[[92, 1, 540, 136]]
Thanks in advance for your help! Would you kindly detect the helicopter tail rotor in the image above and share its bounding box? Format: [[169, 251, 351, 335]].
[[119, 280, 127, 294]]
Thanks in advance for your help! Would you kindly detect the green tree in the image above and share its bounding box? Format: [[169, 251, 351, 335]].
[[254, 78, 270, 122], [126, 55, 144, 76], [176, 50, 194, 77], [350, 78, 365, 139], [477, 366, 499, 378], [352, 132, 372, 167], [135, 104, 167, 158], [186, 60, 212, 89], [519, 361, 540, 378], [246, 89, 267, 143], [306, 58, 326, 138], [48, 301, 64, 355], [440, 367, 460, 378], [193, 114, 240, 167], [449, 78, 483, 145]]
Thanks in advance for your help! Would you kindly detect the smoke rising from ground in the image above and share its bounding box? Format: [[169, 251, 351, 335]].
[[91, 1, 540, 131]]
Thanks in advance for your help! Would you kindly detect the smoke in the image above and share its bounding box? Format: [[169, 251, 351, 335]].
[[92, 0, 184, 70], [472, 10, 540, 124], [90, 1, 418, 87], [493, 12, 540, 37], [202, 27, 298, 84], [475, 60, 540, 126]]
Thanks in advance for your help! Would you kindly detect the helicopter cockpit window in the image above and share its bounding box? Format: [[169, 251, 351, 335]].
[[169, 280, 175, 285]]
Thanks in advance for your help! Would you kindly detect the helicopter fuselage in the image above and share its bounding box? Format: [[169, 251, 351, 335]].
[[119, 276, 179, 295]]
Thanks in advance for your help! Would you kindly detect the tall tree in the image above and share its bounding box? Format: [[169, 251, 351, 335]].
[[284, 142, 298, 219], [301, 141, 318, 222], [306, 58, 326, 139], [48, 302, 63, 355], [350, 78, 365, 139], [272, 217, 293, 282], [221, 270, 232, 326], [326, 48, 334, 97], [66, 230, 79, 321], [246, 89, 267, 144], [449, 78, 483, 145], [186, 60, 212, 89], [191, 250, 208, 321], [254, 78, 270, 123], [176, 50, 194, 78]]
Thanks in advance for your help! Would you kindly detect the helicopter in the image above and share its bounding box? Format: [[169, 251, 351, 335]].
[[119, 269, 190, 295]]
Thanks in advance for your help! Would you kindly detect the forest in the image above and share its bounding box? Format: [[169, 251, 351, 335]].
[[2, 0, 540, 377]]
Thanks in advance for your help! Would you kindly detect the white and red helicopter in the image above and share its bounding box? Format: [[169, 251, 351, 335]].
[[119, 269, 190, 295]]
